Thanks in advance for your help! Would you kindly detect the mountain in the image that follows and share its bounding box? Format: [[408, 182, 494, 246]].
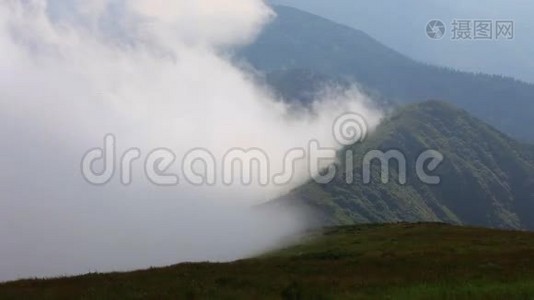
[[269, 0, 534, 83], [272, 101, 534, 230], [263, 69, 340, 106], [4, 223, 534, 299], [239, 5, 534, 142]]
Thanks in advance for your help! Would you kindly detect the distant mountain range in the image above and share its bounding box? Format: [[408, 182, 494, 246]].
[[271, 101, 534, 230], [240, 6, 534, 230], [238, 6, 534, 142]]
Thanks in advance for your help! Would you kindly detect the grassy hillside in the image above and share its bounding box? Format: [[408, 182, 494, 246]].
[[274, 101, 534, 229], [240, 6, 534, 141], [2, 223, 534, 299]]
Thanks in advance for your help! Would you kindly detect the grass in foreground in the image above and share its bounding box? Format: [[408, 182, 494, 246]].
[[2, 223, 534, 299]]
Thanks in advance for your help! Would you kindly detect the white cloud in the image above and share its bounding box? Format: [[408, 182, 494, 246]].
[[0, 0, 382, 281]]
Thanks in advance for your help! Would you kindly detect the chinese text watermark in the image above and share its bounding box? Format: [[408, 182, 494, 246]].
[[426, 19, 514, 40]]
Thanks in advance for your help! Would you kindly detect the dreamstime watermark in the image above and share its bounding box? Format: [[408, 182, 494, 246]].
[[81, 113, 445, 187], [426, 19, 514, 40]]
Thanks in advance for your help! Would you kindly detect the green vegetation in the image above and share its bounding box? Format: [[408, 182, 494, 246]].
[[2, 223, 534, 299], [240, 6, 534, 141], [274, 101, 534, 229]]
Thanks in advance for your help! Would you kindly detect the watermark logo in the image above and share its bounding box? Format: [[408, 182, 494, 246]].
[[426, 19, 514, 40], [496, 21, 514, 39], [426, 20, 446, 40], [81, 113, 445, 187], [333, 112, 368, 145], [473, 20, 493, 40]]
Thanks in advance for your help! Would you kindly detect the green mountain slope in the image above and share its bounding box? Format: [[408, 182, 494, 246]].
[[3, 224, 534, 299], [274, 101, 534, 229], [239, 6, 534, 141]]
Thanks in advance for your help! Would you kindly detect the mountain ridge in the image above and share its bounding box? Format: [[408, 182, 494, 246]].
[[240, 5, 534, 141], [272, 100, 534, 229]]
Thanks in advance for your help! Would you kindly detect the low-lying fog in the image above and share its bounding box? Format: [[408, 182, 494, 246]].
[[0, 0, 382, 281]]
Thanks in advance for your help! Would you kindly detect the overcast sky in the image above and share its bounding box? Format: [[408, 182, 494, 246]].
[[270, 0, 534, 83]]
